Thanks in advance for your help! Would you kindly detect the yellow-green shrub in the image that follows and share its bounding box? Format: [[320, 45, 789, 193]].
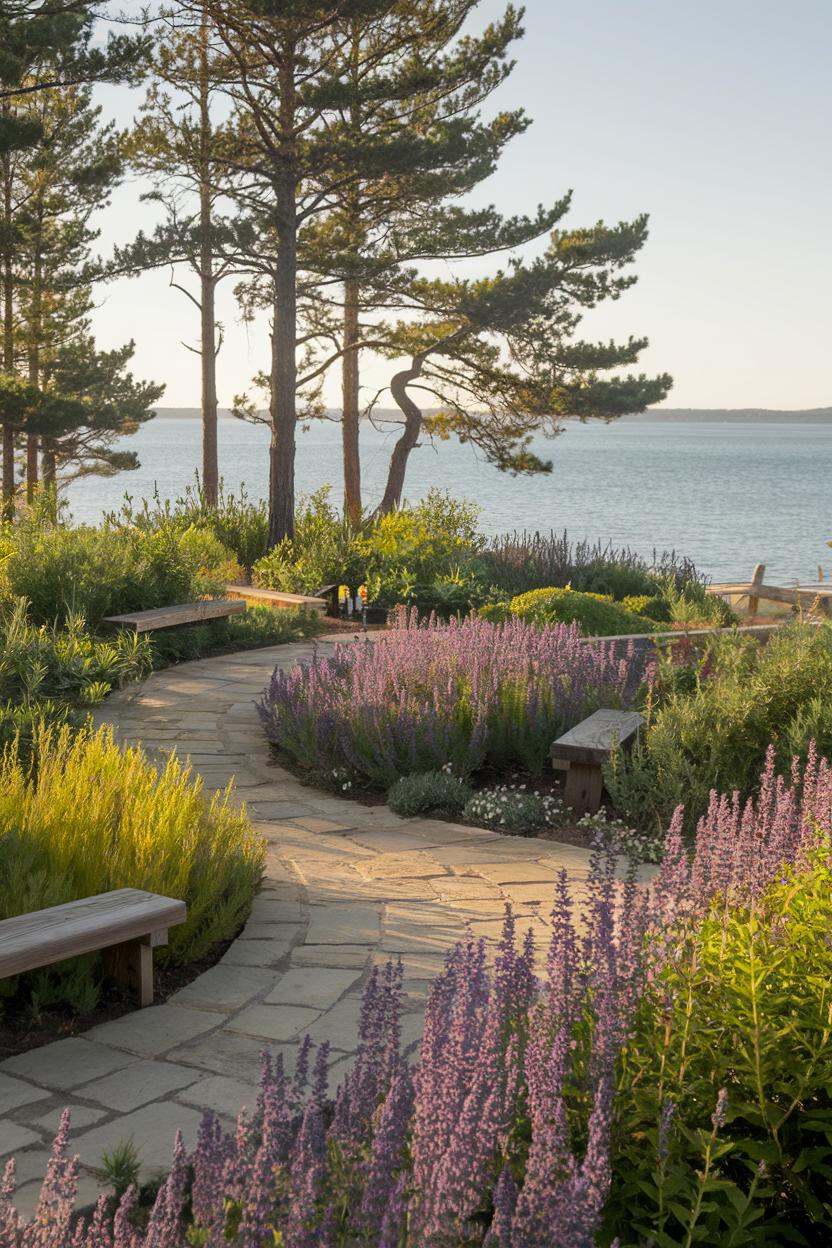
[[494, 586, 655, 636], [0, 723, 264, 1013], [0, 519, 241, 628]]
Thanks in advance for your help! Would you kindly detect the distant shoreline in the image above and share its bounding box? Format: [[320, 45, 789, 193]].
[[151, 406, 832, 424]]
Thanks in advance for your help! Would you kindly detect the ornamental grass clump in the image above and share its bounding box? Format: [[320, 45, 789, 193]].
[[258, 609, 643, 788], [5, 745, 832, 1244], [0, 723, 263, 1013]]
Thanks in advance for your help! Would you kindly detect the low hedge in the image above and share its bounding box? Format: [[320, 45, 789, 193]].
[[483, 586, 657, 636]]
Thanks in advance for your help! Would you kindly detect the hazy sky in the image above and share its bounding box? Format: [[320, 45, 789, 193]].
[[92, 0, 832, 412]]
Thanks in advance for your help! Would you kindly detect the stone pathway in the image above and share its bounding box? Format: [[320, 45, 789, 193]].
[[0, 636, 597, 1214]]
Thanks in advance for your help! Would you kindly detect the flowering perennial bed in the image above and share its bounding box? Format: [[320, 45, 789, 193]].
[[257, 611, 644, 788], [4, 748, 832, 1245]]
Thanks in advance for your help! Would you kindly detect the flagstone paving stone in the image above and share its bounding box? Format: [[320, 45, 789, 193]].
[[228, 1003, 321, 1043], [0, 1124, 40, 1157], [170, 965, 278, 1012], [72, 1103, 206, 1178], [264, 967, 361, 1010], [2, 1038, 134, 1091], [1, 634, 596, 1206], [0, 1074, 50, 1116], [76, 1060, 201, 1113], [86, 1005, 221, 1058], [177, 1074, 260, 1120]]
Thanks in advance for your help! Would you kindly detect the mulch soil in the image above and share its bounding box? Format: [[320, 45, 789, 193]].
[[0, 935, 236, 1062]]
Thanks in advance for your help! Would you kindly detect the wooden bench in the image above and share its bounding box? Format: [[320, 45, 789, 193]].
[[0, 889, 186, 1007], [225, 584, 328, 616], [103, 599, 246, 632], [551, 708, 645, 815]]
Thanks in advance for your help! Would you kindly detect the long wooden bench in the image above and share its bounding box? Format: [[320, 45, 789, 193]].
[[103, 599, 246, 633], [551, 708, 645, 815], [0, 889, 187, 1007], [225, 583, 327, 616]]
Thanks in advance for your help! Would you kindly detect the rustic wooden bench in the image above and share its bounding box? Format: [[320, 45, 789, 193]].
[[225, 584, 328, 616], [103, 599, 246, 632], [551, 708, 645, 815], [0, 888, 187, 1007]]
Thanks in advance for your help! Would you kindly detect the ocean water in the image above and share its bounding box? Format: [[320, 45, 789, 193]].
[[65, 417, 832, 584]]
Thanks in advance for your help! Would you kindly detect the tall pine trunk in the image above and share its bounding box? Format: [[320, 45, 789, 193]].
[[198, 15, 219, 506], [375, 355, 425, 515], [1, 152, 14, 512], [42, 444, 56, 491], [341, 277, 361, 525], [27, 224, 42, 502], [268, 48, 298, 547]]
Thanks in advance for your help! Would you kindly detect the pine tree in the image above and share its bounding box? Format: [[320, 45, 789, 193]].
[[300, 0, 558, 524], [0, 80, 163, 504], [0, 1, 148, 147], [187, 0, 427, 546], [118, 4, 239, 506], [374, 216, 672, 511]]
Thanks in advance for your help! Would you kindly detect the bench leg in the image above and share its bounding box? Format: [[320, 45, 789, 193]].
[[102, 938, 154, 1008], [564, 761, 604, 816]]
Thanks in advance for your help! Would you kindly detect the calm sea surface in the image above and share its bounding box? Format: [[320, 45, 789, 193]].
[[65, 418, 832, 584]]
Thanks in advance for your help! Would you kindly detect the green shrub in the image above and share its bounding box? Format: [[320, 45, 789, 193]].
[[661, 575, 737, 628], [621, 593, 672, 623], [252, 488, 488, 612], [505, 587, 655, 636], [0, 700, 71, 760], [607, 621, 832, 834], [576, 561, 662, 600], [462, 784, 566, 833], [0, 599, 151, 708], [0, 723, 264, 1016], [112, 481, 269, 571], [225, 604, 321, 649], [174, 524, 243, 595], [0, 519, 238, 628], [356, 491, 487, 610], [252, 487, 364, 594], [607, 847, 832, 1245], [387, 770, 474, 817], [477, 602, 510, 624]]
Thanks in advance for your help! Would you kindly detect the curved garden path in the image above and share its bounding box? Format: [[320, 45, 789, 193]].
[[0, 635, 596, 1214]]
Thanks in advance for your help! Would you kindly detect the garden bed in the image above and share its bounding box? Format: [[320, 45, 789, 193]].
[[0, 723, 264, 1050], [8, 742, 832, 1245], [0, 933, 238, 1061], [258, 612, 832, 861]]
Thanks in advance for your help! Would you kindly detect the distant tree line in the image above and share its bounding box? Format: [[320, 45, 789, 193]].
[[0, 0, 671, 542]]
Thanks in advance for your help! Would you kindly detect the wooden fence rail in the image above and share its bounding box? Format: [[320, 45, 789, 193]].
[[706, 563, 832, 616]]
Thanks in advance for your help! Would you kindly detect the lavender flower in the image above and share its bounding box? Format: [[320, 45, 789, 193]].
[[258, 610, 645, 788], [5, 742, 831, 1247]]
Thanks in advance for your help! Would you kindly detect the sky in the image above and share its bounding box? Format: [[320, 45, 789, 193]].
[[91, 0, 832, 413]]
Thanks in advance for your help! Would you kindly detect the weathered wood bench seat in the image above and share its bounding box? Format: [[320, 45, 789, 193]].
[[103, 598, 246, 632], [226, 584, 327, 616], [0, 888, 187, 1007], [551, 708, 645, 815]]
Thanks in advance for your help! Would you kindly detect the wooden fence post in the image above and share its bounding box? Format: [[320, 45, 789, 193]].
[[747, 563, 765, 617]]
